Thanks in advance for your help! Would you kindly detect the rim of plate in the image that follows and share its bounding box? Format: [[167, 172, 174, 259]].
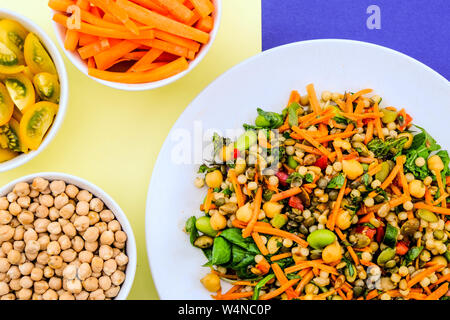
[[0, 172, 137, 300], [145, 39, 450, 299]]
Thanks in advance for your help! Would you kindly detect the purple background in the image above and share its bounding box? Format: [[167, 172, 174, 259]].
[[262, 0, 450, 80]]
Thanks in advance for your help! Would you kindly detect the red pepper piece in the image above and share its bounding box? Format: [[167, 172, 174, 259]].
[[288, 196, 304, 211], [314, 155, 328, 170]]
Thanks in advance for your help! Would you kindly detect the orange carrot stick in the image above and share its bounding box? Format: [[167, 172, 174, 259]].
[[129, 0, 169, 14], [64, 29, 79, 51], [414, 202, 450, 215], [48, 0, 75, 11], [347, 246, 360, 265], [295, 270, 313, 295], [154, 29, 201, 52], [90, 0, 140, 35], [259, 279, 300, 300], [364, 120, 374, 144], [213, 291, 254, 300], [373, 101, 384, 141], [251, 232, 269, 256], [228, 169, 245, 208], [407, 264, 446, 288], [189, 0, 214, 18], [269, 187, 302, 202], [195, 15, 213, 32], [314, 130, 358, 143], [326, 178, 347, 231], [116, 0, 209, 43], [87, 56, 188, 83], [271, 263, 297, 299], [253, 225, 308, 247], [203, 188, 213, 213], [155, 0, 195, 23], [128, 48, 163, 72], [94, 39, 140, 70], [305, 83, 321, 114], [136, 39, 190, 58], [270, 252, 292, 261], [285, 262, 338, 275], [242, 187, 263, 238], [77, 38, 110, 59], [79, 33, 98, 46]]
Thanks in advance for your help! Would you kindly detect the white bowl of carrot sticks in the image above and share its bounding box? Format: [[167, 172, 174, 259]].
[[49, 0, 221, 91]]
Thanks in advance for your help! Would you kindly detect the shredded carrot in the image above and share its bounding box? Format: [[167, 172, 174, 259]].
[[407, 264, 445, 288], [326, 178, 347, 231], [291, 127, 335, 161], [306, 83, 321, 114], [364, 120, 374, 144], [259, 278, 300, 300], [368, 163, 401, 198], [314, 130, 358, 143], [295, 270, 314, 295], [270, 187, 302, 202], [430, 273, 450, 289], [313, 288, 336, 300], [242, 187, 262, 238], [425, 282, 449, 300], [294, 143, 324, 156], [270, 252, 292, 261], [251, 231, 269, 256], [335, 228, 346, 241], [347, 246, 360, 265], [285, 261, 338, 275], [272, 263, 297, 299], [373, 101, 384, 141], [228, 169, 245, 208], [253, 225, 308, 247], [213, 291, 254, 300], [414, 202, 450, 215]]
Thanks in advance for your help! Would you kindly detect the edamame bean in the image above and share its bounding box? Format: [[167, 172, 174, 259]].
[[195, 216, 218, 237], [287, 156, 298, 169], [381, 109, 398, 124], [235, 131, 257, 151], [307, 229, 336, 249]]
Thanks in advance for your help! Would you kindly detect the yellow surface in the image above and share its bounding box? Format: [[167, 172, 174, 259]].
[[0, 0, 261, 299]]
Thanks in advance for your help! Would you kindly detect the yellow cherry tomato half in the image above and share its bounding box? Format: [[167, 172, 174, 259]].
[[0, 19, 28, 65], [4, 73, 35, 111], [24, 33, 56, 75], [0, 146, 17, 163], [0, 41, 24, 74], [0, 83, 14, 126], [19, 101, 57, 150], [33, 72, 60, 104]]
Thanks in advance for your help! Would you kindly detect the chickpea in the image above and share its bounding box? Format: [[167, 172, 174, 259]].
[[13, 240, 24, 252], [98, 276, 112, 290], [34, 218, 51, 233], [59, 203, 75, 220], [90, 198, 104, 213], [48, 180, 65, 196], [19, 262, 34, 275], [194, 177, 204, 188], [7, 266, 20, 279], [32, 178, 49, 192], [235, 203, 252, 222], [83, 277, 99, 292], [58, 291, 75, 300], [62, 222, 77, 238], [18, 211, 34, 225], [113, 255, 128, 272], [88, 211, 100, 225], [111, 270, 125, 286], [90, 256, 103, 274], [20, 276, 33, 289], [76, 201, 90, 216], [95, 222, 108, 234], [100, 210, 114, 222], [13, 226, 25, 241], [1, 293, 15, 300], [89, 289, 105, 300], [200, 273, 221, 292], [427, 155, 444, 172], [24, 229, 38, 242], [74, 215, 90, 232], [25, 240, 40, 255], [60, 249, 77, 263], [39, 194, 54, 208], [1, 242, 12, 254], [71, 236, 84, 252], [0, 258, 10, 272], [76, 190, 92, 202], [47, 277, 62, 291], [98, 245, 113, 260], [322, 242, 342, 264], [8, 202, 21, 215], [336, 210, 352, 230], [108, 220, 121, 232], [47, 222, 62, 235], [105, 286, 120, 298], [7, 192, 18, 203], [210, 212, 227, 230], [9, 279, 21, 291], [36, 252, 49, 266], [48, 256, 63, 269], [36, 235, 50, 251], [103, 259, 117, 276], [7, 249, 21, 264], [0, 210, 12, 224], [0, 197, 9, 210], [54, 194, 69, 210], [342, 159, 364, 180], [409, 180, 426, 198], [83, 227, 100, 242], [78, 263, 92, 281], [16, 288, 33, 300], [0, 282, 9, 296], [100, 230, 115, 246], [47, 241, 61, 255], [205, 170, 223, 189], [30, 267, 43, 281], [0, 225, 14, 242], [17, 196, 30, 208], [35, 205, 49, 218], [33, 280, 49, 294], [13, 182, 30, 197], [65, 185, 79, 199]]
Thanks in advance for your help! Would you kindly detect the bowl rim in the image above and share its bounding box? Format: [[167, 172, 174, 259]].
[[0, 172, 137, 300], [145, 38, 450, 299], [49, 0, 222, 91], [0, 8, 69, 173]]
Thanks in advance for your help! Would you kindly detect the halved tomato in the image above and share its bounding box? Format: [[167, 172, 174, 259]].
[[0, 41, 24, 74], [24, 33, 56, 75], [4, 73, 35, 111], [33, 72, 60, 103], [19, 101, 57, 150], [0, 19, 28, 65], [0, 83, 14, 126]]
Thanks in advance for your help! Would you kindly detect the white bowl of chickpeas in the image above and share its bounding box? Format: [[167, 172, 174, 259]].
[[0, 172, 136, 300]]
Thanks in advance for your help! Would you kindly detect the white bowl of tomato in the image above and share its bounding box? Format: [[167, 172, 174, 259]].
[[0, 8, 68, 172]]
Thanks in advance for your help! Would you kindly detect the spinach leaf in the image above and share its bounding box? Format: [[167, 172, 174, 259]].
[[254, 108, 284, 129], [437, 150, 450, 177], [252, 274, 275, 300], [273, 256, 295, 269], [219, 228, 260, 254], [211, 237, 231, 265], [185, 216, 198, 245], [198, 163, 219, 174], [305, 173, 314, 183], [202, 248, 213, 267], [327, 173, 346, 189], [229, 245, 255, 270], [287, 102, 301, 127]]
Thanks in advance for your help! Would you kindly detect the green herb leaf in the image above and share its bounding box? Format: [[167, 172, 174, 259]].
[[287, 102, 300, 127], [185, 216, 198, 245], [327, 173, 346, 189], [211, 237, 231, 265]]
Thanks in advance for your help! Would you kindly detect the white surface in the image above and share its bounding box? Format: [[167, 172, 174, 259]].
[[0, 9, 68, 173], [50, 0, 222, 91], [0, 172, 137, 300], [146, 39, 450, 299]]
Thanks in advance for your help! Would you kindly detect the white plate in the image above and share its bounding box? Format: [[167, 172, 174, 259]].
[[145, 39, 450, 300]]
